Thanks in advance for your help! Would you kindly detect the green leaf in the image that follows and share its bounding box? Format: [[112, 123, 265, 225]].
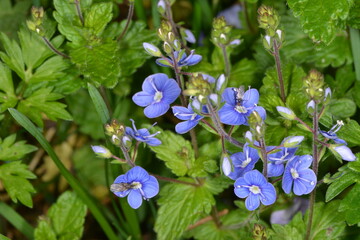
[[0, 161, 36, 207], [348, 0, 360, 29], [229, 58, 259, 87], [70, 40, 120, 88], [337, 120, 360, 145], [328, 98, 356, 118], [17, 87, 72, 127], [150, 130, 195, 177], [325, 171, 358, 202], [34, 191, 87, 240], [0, 134, 37, 161], [338, 183, 360, 224], [0, 234, 10, 240], [0, 31, 24, 78], [87, 83, 110, 124], [204, 175, 233, 195], [0, 62, 17, 112], [155, 181, 215, 240], [85, 2, 113, 36], [287, 0, 352, 45], [270, 212, 304, 240]]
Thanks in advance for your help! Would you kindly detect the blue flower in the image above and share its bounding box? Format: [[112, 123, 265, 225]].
[[126, 119, 162, 146], [156, 50, 202, 68], [132, 73, 181, 118], [218, 87, 266, 125], [111, 166, 159, 209], [267, 146, 298, 177], [319, 120, 346, 145], [172, 104, 203, 134], [228, 144, 260, 180], [234, 170, 276, 211], [282, 155, 316, 196]]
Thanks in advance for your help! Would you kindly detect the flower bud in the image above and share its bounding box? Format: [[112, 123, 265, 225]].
[[229, 39, 241, 46], [221, 154, 232, 176], [262, 35, 273, 51], [324, 87, 332, 104], [330, 145, 356, 161], [216, 74, 226, 92], [245, 131, 253, 143], [122, 135, 132, 149], [248, 111, 265, 141], [306, 100, 315, 114], [257, 5, 280, 36], [163, 41, 172, 54], [209, 93, 219, 106], [91, 145, 113, 158], [304, 69, 325, 101], [143, 42, 162, 57], [184, 29, 196, 43], [157, 0, 166, 15], [173, 39, 181, 51], [276, 106, 296, 120], [190, 97, 202, 112], [112, 135, 121, 145], [282, 136, 304, 148]]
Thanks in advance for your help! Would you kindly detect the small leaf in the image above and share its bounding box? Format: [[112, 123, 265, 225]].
[[0, 161, 36, 207], [0, 134, 37, 161], [325, 172, 358, 202], [328, 98, 356, 118], [34, 221, 57, 240], [85, 2, 113, 36], [338, 183, 360, 224]]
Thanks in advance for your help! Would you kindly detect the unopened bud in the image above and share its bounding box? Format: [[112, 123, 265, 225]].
[[221, 155, 232, 176], [229, 39, 241, 46], [157, 0, 166, 15], [91, 145, 113, 158], [307, 100, 315, 114], [184, 29, 196, 43], [209, 93, 219, 106], [216, 74, 226, 92], [282, 136, 304, 148], [276, 106, 296, 120], [143, 42, 162, 57], [330, 145, 356, 162], [324, 87, 332, 104], [163, 41, 172, 54], [173, 39, 181, 51]]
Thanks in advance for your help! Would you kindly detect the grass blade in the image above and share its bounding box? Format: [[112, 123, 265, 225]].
[[87, 83, 110, 124], [350, 28, 360, 81]]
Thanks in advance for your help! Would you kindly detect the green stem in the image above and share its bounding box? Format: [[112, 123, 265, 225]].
[[0, 201, 34, 239], [305, 102, 319, 240], [151, 173, 200, 186], [350, 28, 360, 81], [273, 39, 286, 103], [220, 44, 231, 78], [259, 137, 268, 179], [117, 1, 135, 41], [8, 108, 119, 240]]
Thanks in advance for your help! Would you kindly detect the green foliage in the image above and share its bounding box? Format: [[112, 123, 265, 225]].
[[0, 234, 10, 240], [0, 134, 37, 161], [34, 191, 87, 240], [155, 180, 215, 240], [326, 169, 359, 202], [287, 0, 352, 45], [337, 120, 360, 146], [270, 212, 305, 240], [348, 0, 360, 29], [229, 58, 259, 87], [328, 98, 356, 118], [338, 183, 360, 225], [0, 161, 36, 207]]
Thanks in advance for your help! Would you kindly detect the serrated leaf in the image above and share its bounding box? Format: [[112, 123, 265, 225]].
[[0, 62, 17, 112], [85, 2, 112, 36], [70, 41, 120, 88], [204, 175, 233, 195], [348, 0, 360, 29], [155, 181, 215, 240], [17, 87, 72, 127], [287, 0, 352, 45], [229, 58, 259, 87], [325, 171, 358, 202], [150, 130, 195, 176], [0, 161, 36, 207], [0, 31, 24, 78], [338, 183, 360, 224], [34, 191, 87, 240], [0, 134, 37, 161]]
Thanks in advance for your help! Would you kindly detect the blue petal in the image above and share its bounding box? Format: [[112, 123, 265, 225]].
[[234, 184, 250, 199], [218, 104, 246, 125], [160, 79, 181, 104], [320, 130, 337, 139], [146, 137, 162, 146], [252, 106, 266, 120], [296, 155, 313, 169], [260, 183, 276, 206], [245, 193, 260, 211], [132, 91, 154, 107], [293, 179, 307, 196], [114, 189, 130, 198], [144, 102, 170, 118], [142, 74, 163, 93], [113, 174, 127, 184], [172, 105, 194, 121], [334, 138, 347, 145], [184, 54, 202, 66], [243, 89, 259, 108], [125, 127, 135, 136], [126, 166, 149, 182], [175, 120, 199, 134], [282, 170, 293, 194], [298, 169, 317, 194], [142, 175, 159, 198], [127, 190, 143, 209], [222, 88, 236, 106], [267, 163, 284, 177], [244, 170, 267, 186]]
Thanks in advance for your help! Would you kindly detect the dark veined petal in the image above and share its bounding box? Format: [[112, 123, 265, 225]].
[[252, 106, 266, 120], [221, 88, 236, 106], [137, 128, 151, 137], [175, 120, 199, 134], [260, 183, 276, 205], [282, 169, 293, 194], [160, 79, 181, 104], [172, 105, 194, 121], [183, 54, 202, 66], [145, 137, 162, 146], [319, 130, 337, 139], [142, 175, 159, 198], [267, 162, 285, 177], [126, 166, 150, 182], [298, 169, 317, 194], [293, 179, 308, 196], [218, 104, 246, 125], [244, 170, 267, 186], [125, 127, 135, 137], [243, 89, 259, 108], [144, 102, 170, 118], [127, 190, 143, 209], [245, 193, 261, 211], [132, 91, 154, 107]]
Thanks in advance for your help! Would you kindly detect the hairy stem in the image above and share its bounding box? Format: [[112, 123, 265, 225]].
[[117, 1, 135, 41], [259, 137, 268, 179], [306, 102, 319, 240], [295, 117, 314, 133], [42, 37, 69, 59], [273, 39, 286, 103], [221, 44, 231, 78], [119, 142, 135, 167], [151, 173, 199, 186]]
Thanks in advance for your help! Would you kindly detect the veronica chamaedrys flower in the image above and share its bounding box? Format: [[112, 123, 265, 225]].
[[228, 143, 260, 180], [234, 170, 276, 211], [111, 166, 159, 209], [267, 145, 298, 177], [132, 73, 181, 118], [218, 87, 266, 125], [319, 120, 346, 145], [282, 155, 316, 195], [125, 119, 161, 146], [172, 104, 203, 134], [331, 145, 356, 161], [156, 50, 202, 68]]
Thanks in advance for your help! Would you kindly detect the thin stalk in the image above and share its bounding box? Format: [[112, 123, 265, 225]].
[[259, 138, 268, 179], [187, 209, 229, 230], [42, 37, 69, 59], [295, 117, 314, 133], [273, 39, 286, 103], [74, 0, 84, 25], [151, 173, 200, 186], [171, 53, 187, 106], [189, 128, 199, 157], [305, 102, 319, 240], [211, 207, 222, 228], [131, 141, 140, 163], [242, 0, 256, 34], [220, 44, 231, 78], [119, 142, 135, 167], [117, 1, 135, 41]]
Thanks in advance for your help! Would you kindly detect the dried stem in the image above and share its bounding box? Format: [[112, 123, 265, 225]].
[[273, 39, 286, 103], [117, 1, 135, 41]]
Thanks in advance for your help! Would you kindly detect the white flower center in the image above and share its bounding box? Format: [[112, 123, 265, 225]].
[[131, 181, 142, 189], [241, 157, 251, 168], [154, 91, 163, 102], [249, 185, 261, 194], [290, 168, 299, 179], [235, 105, 247, 113]]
